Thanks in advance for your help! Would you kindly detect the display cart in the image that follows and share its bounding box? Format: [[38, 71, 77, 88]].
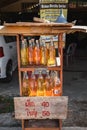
[[0, 22, 87, 130]]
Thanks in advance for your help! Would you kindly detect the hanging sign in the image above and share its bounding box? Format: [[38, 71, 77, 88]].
[[14, 96, 68, 119]]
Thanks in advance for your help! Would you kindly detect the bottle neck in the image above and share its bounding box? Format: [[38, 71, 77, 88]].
[[29, 40, 33, 47], [36, 40, 40, 48], [23, 71, 28, 79], [50, 38, 54, 46], [31, 38, 35, 47]]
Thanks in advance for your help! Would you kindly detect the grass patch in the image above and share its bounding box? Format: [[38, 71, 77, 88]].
[[0, 95, 14, 113]]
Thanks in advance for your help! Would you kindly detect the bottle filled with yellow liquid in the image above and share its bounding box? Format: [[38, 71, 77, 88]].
[[53, 71, 61, 96], [33, 40, 41, 65], [21, 39, 28, 66], [37, 71, 45, 96], [44, 70, 52, 96], [29, 71, 37, 96], [47, 37, 56, 66], [28, 40, 34, 65], [22, 71, 30, 96], [40, 39, 48, 65]]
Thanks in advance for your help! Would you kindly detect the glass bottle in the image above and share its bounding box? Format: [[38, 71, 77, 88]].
[[47, 37, 56, 66], [31, 38, 35, 49], [50, 71, 55, 96], [28, 39, 34, 65], [40, 39, 48, 65], [22, 71, 30, 96], [33, 40, 41, 65], [21, 39, 28, 66], [37, 71, 45, 96], [44, 70, 52, 96], [29, 71, 37, 96], [53, 71, 61, 96]]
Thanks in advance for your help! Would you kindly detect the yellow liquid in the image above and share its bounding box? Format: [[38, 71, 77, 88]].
[[22, 80, 30, 96], [29, 78, 37, 96], [48, 46, 56, 66], [37, 75, 44, 96], [21, 48, 28, 65]]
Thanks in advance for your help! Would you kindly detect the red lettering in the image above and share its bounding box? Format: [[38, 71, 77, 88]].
[[25, 108, 37, 117], [42, 111, 50, 116], [25, 99, 35, 107], [41, 102, 49, 108]]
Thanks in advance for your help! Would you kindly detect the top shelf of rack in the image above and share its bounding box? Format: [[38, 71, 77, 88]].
[[0, 22, 87, 36]]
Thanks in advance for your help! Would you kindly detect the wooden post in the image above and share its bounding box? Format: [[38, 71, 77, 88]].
[[16, 34, 22, 96], [58, 33, 63, 96]]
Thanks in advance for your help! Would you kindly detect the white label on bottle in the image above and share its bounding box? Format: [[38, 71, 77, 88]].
[[56, 57, 60, 66], [54, 90, 59, 94]]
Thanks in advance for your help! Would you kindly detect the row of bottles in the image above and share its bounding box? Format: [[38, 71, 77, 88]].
[[20, 37, 56, 66], [22, 70, 61, 97]]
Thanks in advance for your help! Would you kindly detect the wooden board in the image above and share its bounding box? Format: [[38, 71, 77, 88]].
[[24, 128, 60, 130], [0, 22, 87, 36], [14, 96, 68, 120]]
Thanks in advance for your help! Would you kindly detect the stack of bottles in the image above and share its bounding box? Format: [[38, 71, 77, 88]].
[[22, 70, 61, 97], [20, 37, 57, 66]]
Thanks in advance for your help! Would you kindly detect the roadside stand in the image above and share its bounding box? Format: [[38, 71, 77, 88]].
[[0, 20, 87, 130]]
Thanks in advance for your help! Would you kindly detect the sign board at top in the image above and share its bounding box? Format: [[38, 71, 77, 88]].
[[39, 0, 68, 3], [39, 0, 68, 22], [39, 0, 68, 48]]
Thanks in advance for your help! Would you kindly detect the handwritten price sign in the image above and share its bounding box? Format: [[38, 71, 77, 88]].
[[14, 96, 68, 119]]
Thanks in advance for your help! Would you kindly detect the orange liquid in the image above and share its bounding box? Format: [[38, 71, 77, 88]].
[[48, 46, 56, 66], [29, 74, 37, 96], [28, 47, 34, 65], [44, 72, 52, 96], [33, 47, 41, 65], [22, 79, 30, 96], [44, 89, 52, 96], [53, 84, 61, 96]]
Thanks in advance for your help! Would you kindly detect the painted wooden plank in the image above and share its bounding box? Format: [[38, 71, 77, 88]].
[[14, 96, 68, 120], [24, 128, 60, 130]]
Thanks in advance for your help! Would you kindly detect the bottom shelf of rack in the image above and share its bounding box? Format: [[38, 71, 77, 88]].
[[23, 119, 61, 130], [24, 128, 60, 130], [24, 119, 59, 127]]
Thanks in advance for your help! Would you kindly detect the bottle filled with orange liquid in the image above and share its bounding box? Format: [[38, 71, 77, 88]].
[[33, 40, 41, 65], [21, 39, 28, 66], [28, 39, 34, 65], [44, 70, 52, 96], [22, 71, 30, 96], [37, 71, 45, 96], [29, 71, 37, 96], [53, 71, 61, 96], [47, 37, 56, 66]]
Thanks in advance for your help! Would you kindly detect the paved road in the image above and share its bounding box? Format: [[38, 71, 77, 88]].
[[0, 69, 19, 97], [0, 127, 87, 130]]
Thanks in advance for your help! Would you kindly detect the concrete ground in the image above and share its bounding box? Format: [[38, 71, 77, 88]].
[[0, 49, 87, 129], [0, 127, 87, 130]]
